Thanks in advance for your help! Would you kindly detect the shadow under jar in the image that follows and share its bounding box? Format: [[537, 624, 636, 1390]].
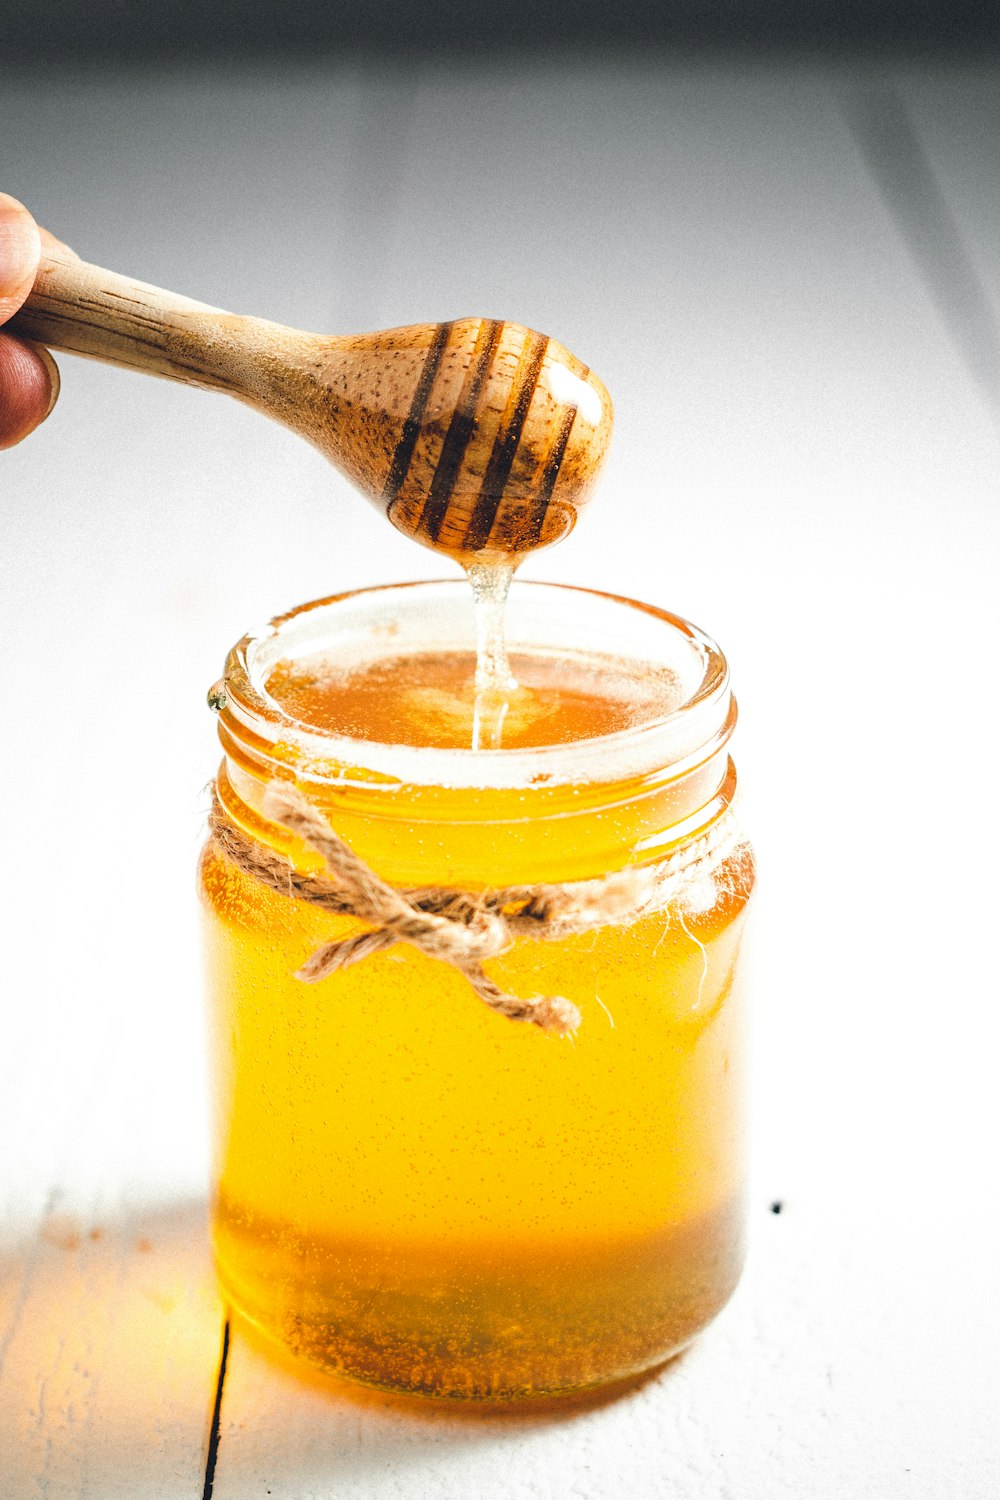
[[199, 580, 755, 1402]]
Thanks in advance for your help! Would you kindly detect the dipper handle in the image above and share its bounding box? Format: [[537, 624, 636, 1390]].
[[10, 250, 283, 394]]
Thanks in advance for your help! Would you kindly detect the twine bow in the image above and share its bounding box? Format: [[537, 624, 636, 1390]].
[[263, 783, 580, 1034]]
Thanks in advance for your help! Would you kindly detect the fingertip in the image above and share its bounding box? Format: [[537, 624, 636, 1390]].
[[0, 194, 42, 318], [0, 333, 60, 448], [32, 342, 61, 419], [39, 225, 80, 262]]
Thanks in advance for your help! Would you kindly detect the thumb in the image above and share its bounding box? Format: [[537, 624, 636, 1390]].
[[0, 193, 42, 324]]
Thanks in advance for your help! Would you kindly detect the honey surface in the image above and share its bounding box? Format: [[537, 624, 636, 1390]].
[[202, 646, 751, 1399], [264, 644, 682, 750]]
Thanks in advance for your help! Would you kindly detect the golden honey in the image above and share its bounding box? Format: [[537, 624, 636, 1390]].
[[200, 580, 754, 1401]]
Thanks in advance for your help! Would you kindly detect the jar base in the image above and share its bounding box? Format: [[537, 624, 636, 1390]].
[[227, 1297, 693, 1410], [212, 1198, 745, 1404]]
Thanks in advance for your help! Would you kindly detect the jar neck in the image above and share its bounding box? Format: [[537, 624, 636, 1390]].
[[215, 736, 737, 890], [210, 581, 738, 886]]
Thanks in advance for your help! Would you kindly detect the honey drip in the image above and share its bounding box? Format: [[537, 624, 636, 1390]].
[[463, 560, 519, 750]]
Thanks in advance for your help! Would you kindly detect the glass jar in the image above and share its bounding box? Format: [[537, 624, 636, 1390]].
[[199, 579, 754, 1402]]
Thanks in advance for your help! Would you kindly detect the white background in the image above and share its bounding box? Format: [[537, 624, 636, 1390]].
[[1, 58, 998, 1497]]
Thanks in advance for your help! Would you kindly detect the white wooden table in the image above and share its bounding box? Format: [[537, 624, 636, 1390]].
[[2, 56, 998, 1498]]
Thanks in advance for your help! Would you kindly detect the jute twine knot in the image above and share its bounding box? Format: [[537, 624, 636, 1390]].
[[208, 781, 745, 1037]]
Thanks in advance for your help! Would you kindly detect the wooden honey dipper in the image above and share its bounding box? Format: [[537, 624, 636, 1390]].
[[11, 250, 613, 558]]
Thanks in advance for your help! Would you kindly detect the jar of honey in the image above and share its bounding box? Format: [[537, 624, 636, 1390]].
[[200, 578, 754, 1401]]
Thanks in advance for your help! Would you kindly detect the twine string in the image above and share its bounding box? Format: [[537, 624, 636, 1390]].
[[207, 781, 745, 1037]]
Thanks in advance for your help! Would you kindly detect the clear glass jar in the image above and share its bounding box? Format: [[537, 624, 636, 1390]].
[[199, 579, 754, 1402]]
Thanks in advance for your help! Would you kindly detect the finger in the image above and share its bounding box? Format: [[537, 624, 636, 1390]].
[[0, 333, 60, 448], [0, 193, 42, 323], [39, 225, 80, 261]]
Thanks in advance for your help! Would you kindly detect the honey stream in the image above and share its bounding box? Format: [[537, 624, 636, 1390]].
[[463, 560, 519, 750]]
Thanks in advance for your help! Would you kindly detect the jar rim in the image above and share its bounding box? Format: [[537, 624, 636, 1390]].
[[212, 579, 733, 794]]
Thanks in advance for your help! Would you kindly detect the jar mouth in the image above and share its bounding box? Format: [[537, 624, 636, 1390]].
[[213, 580, 732, 794]]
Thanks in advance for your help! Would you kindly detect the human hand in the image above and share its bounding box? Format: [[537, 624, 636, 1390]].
[[0, 193, 66, 448]]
